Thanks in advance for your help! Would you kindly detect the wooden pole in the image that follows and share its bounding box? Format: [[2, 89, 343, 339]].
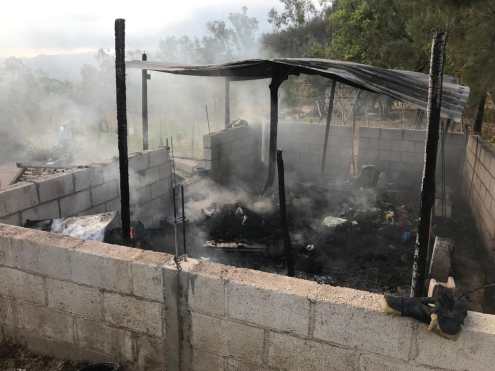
[[224, 78, 230, 128], [114, 19, 131, 243], [321, 80, 337, 175], [351, 90, 362, 177], [264, 68, 288, 192], [411, 32, 447, 298], [473, 91, 487, 134], [277, 150, 294, 277], [142, 52, 150, 150]]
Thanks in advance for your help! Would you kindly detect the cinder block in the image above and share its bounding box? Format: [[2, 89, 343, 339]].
[[401, 141, 416, 152], [89, 166, 105, 186], [380, 129, 403, 141], [91, 180, 119, 206], [103, 292, 163, 337], [35, 173, 74, 202], [80, 203, 106, 215], [136, 335, 167, 371], [360, 127, 380, 138], [21, 200, 60, 224], [105, 198, 121, 212], [75, 318, 134, 362], [46, 278, 102, 319], [313, 287, 414, 360], [70, 240, 141, 294], [101, 162, 119, 183], [415, 311, 495, 370], [150, 180, 168, 200], [17, 302, 75, 343], [0, 223, 32, 266], [0, 266, 45, 304], [0, 182, 39, 217], [144, 166, 161, 185], [60, 190, 91, 217], [9, 229, 80, 280], [0, 213, 20, 226], [191, 312, 264, 365], [132, 250, 171, 302], [267, 331, 358, 370], [183, 261, 227, 317], [130, 185, 152, 205], [404, 130, 426, 142], [0, 295, 15, 327], [158, 162, 172, 180], [129, 152, 150, 172], [192, 349, 223, 371], [73, 168, 91, 191], [149, 148, 168, 168], [359, 354, 433, 371], [226, 271, 314, 336]]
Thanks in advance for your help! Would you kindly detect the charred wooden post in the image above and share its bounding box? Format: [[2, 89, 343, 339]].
[[411, 32, 447, 298], [473, 91, 487, 134], [277, 150, 294, 277], [264, 68, 288, 192], [321, 80, 337, 175], [114, 18, 131, 243], [142, 52, 150, 150], [224, 78, 230, 128]]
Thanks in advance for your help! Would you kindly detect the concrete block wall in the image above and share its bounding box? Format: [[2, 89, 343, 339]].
[[462, 135, 495, 261], [0, 224, 168, 370], [0, 147, 172, 228], [205, 123, 465, 188], [1, 223, 495, 370], [277, 123, 465, 187], [204, 125, 262, 185]]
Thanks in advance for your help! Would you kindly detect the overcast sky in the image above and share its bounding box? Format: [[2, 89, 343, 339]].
[[0, 0, 282, 58]]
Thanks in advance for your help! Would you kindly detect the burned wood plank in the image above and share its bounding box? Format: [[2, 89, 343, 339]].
[[114, 18, 131, 243], [411, 32, 447, 298]]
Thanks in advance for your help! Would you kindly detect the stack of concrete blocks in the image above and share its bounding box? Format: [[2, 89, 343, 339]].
[[462, 135, 495, 261], [203, 125, 262, 185], [0, 148, 172, 229], [1, 223, 495, 371]]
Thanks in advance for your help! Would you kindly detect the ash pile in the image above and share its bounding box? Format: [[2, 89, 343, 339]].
[[187, 165, 417, 294]]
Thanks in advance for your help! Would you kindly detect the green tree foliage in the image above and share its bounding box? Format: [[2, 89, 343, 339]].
[[158, 7, 258, 63], [263, 0, 495, 120]]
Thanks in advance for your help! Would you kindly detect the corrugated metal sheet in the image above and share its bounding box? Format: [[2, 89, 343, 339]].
[[126, 58, 470, 122]]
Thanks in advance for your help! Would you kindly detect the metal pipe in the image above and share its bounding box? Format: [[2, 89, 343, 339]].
[[114, 18, 131, 243], [321, 80, 337, 174], [142, 52, 150, 150], [277, 150, 294, 277], [264, 69, 287, 192], [411, 32, 447, 298]]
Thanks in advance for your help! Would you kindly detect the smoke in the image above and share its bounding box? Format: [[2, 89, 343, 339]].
[[184, 177, 275, 222]]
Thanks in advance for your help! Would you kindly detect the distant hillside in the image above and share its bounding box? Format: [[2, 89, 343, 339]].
[[22, 52, 98, 81]]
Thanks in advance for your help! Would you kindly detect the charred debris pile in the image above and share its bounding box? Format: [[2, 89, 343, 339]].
[[175, 166, 418, 294]]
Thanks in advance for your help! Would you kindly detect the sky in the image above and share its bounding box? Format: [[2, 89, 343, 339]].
[[0, 0, 282, 58]]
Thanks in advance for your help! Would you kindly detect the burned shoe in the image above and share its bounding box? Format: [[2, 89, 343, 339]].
[[383, 294, 434, 324]]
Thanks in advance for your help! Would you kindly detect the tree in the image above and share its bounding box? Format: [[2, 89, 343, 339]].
[[157, 7, 259, 64]]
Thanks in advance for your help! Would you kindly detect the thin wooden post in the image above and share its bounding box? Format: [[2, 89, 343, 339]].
[[411, 32, 447, 298], [114, 19, 131, 243], [277, 150, 294, 277], [321, 80, 337, 175], [142, 52, 150, 150], [473, 91, 487, 134], [224, 78, 230, 128], [263, 68, 288, 192]]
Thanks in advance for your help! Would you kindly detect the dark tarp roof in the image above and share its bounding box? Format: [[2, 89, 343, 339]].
[[127, 58, 470, 122]]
